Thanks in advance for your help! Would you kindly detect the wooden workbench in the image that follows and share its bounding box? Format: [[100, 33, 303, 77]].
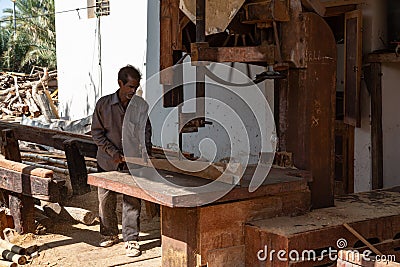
[[88, 167, 311, 266]]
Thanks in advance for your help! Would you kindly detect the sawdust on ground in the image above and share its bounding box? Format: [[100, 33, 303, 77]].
[[14, 189, 162, 267]]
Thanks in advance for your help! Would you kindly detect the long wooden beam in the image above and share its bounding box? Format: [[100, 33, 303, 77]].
[[0, 166, 59, 202], [191, 43, 275, 63], [0, 121, 97, 158], [321, 0, 365, 8], [124, 157, 242, 184], [0, 121, 194, 160], [301, 0, 326, 16]]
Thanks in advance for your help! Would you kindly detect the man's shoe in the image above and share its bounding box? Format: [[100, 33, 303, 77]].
[[99, 235, 119, 247], [125, 241, 141, 257]]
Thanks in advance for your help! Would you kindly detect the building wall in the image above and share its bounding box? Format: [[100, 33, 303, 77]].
[[55, 0, 147, 120], [382, 63, 400, 188]]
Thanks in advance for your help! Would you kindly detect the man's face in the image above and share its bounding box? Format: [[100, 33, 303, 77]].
[[119, 77, 140, 101]]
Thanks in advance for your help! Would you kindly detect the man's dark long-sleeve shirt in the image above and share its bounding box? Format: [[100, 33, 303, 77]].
[[91, 91, 152, 171]]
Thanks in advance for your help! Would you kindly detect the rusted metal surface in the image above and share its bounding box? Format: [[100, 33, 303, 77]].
[[301, 0, 326, 16], [277, 12, 337, 208], [241, 0, 290, 24], [191, 43, 275, 63], [180, 0, 246, 35], [160, 0, 181, 85], [280, 0, 307, 68]]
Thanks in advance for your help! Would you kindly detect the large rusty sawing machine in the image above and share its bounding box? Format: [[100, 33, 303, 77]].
[[159, 0, 336, 208]]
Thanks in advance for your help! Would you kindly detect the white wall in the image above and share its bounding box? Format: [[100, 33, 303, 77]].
[[55, 0, 148, 120], [382, 63, 400, 188]]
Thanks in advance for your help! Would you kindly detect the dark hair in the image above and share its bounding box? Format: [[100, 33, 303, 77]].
[[118, 65, 142, 85]]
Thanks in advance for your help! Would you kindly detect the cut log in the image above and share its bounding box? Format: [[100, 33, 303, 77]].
[[43, 90, 59, 119], [42, 202, 96, 225], [0, 239, 25, 255], [35, 91, 57, 122], [0, 259, 17, 267], [0, 248, 26, 265], [64, 207, 96, 225]]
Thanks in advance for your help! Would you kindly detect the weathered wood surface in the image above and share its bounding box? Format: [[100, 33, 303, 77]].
[[191, 44, 275, 63], [367, 52, 400, 63], [245, 189, 400, 266], [88, 167, 309, 207], [9, 193, 35, 235], [0, 121, 97, 158], [277, 12, 336, 208], [64, 139, 90, 195], [0, 166, 59, 201], [369, 63, 383, 190], [0, 121, 194, 160], [301, 0, 326, 16], [124, 156, 242, 184], [42, 202, 96, 225], [161, 207, 198, 267], [0, 130, 21, 163], [0, 158, 52, 178], [321, 0, 365, 7], [161, 189, 310, 266]]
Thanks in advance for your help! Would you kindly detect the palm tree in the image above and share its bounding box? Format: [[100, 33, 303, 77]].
[[1, 0, 56, 72]]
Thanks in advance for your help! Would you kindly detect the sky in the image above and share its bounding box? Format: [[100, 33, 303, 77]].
[[0, 0, 13, 18]]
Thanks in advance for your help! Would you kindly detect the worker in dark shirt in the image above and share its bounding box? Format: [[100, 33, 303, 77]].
[[91, 65, 152, 257]]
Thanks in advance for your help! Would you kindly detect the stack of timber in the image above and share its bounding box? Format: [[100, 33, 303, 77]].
[[0, 68, 58, 120], [245, 188, 400, 267]]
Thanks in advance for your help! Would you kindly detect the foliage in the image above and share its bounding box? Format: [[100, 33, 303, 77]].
[[0, 0, 56, 72]]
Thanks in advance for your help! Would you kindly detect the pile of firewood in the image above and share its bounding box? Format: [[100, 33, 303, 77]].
[[0, 68, 58, 120]]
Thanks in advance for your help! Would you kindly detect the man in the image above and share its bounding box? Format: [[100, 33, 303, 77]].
[[91, 65, 152, 257]]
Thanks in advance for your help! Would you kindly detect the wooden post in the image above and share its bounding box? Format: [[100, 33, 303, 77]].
[[1, 129, 35, 234], [0, 129, 21, 163], [370, 63, 383, 189], [161, 206, 199, 267], [63, 139, 91, 195], [8, 194, 35, 234]]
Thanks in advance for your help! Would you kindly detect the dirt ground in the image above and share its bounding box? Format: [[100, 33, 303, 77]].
[[13, 188, 162, 267]]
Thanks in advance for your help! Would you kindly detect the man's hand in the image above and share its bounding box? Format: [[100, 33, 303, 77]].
[[112, 153, 124, 164]]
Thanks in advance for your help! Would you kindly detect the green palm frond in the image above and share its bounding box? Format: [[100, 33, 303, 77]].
[[0, 0, 56, 72]]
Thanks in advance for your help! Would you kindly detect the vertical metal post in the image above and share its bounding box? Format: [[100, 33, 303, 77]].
[[12, 0, 16, 37], [195, 0, 205, 124]]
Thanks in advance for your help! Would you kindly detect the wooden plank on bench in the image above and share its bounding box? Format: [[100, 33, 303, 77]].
[[88, 167, 308, 207], [0, 121, 97, 158], [0, 166, 59, 202], [0, 158, 53, 178]]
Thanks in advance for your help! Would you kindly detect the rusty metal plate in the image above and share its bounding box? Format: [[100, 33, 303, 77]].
[[180, 0, 246, 35], [242, 0, 290, 24]]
